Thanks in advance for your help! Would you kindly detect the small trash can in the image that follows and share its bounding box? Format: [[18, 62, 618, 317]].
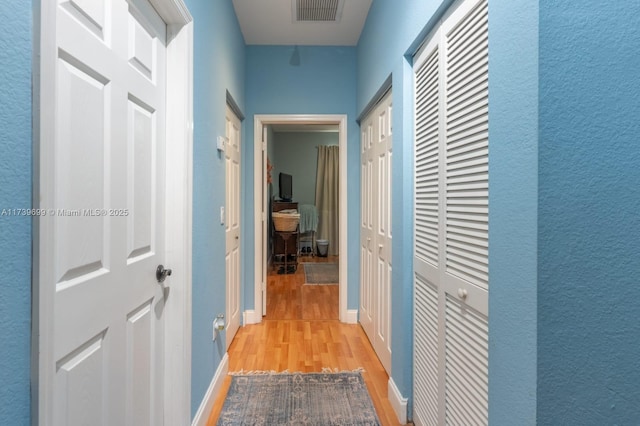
[[316, 239, 329, 257]]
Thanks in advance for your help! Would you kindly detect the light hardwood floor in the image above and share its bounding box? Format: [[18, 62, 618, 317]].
[[266, 254, 339, 320], [206, 255, 407, 425]]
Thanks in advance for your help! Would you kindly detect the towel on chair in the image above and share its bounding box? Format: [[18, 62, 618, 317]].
[[299, 204, 319, 233]]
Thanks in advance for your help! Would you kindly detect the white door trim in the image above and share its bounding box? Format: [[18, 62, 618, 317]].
[[33, 1, 193, 424], [253, 114, 349, 323]]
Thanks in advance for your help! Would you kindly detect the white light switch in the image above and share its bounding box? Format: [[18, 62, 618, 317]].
[[220, 206, 225, 225], [217, 136, 226, 151]]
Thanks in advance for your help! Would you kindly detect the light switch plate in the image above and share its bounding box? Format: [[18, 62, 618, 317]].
[[217, 136, 225, 151], [220, 206, 224, 225]]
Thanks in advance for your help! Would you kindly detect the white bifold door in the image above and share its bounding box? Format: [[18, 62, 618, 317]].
[[225, 105, 242, 349], [412, 0, 489, 424], [360, 90, 393, 374], [39, 0, 169, 424]]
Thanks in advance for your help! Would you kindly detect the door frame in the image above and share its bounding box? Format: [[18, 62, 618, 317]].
[[32, 0, 194, 424], [252, 114, 351, 323]]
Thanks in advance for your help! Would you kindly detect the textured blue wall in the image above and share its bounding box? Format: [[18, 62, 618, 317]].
[[183, 0, 245, 418], [244, 45, 359, 310], [539, 2, 640, 424], [0, 2, 32, 425], [488, 0, 538, 423]]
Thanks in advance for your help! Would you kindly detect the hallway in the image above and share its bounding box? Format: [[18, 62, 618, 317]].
[[206, 257, 404, 425]]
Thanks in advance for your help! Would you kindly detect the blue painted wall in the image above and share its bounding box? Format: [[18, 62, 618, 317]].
[[489, 0, 538, 423], [538, 2, 640, 424], [183, 0, 245, 418], [244, 45, 359, 310], [0, 2, 32, 425], [271, 131, 338, 206]]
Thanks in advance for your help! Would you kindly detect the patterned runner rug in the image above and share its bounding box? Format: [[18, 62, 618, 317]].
[[217, 372, 380, 425], [303, 262, 339, 284]]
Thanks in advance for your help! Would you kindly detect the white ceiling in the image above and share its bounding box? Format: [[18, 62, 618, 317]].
[[232, 0, 373, 46]]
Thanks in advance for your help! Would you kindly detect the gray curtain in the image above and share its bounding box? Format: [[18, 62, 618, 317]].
[[315, 145, 339, 255]]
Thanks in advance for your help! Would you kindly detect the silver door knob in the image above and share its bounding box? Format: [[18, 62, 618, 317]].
[[156, 264, 172, 283]]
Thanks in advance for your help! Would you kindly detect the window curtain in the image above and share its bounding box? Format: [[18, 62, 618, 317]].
[[315, 145, 339, 256]]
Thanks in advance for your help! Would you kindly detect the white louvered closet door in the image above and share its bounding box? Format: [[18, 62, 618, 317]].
[[413, 0, 489, 424]]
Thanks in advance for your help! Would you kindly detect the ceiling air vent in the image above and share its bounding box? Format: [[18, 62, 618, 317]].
[[294, 0, 344, 22]]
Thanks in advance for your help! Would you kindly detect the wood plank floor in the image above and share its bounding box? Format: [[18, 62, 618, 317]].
[[266, 254, 339, 320], [206, 255, 407, 425]]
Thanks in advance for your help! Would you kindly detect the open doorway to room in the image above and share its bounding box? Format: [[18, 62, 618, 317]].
[[253, 115, 349, 324], [265, 123, 340, 320]]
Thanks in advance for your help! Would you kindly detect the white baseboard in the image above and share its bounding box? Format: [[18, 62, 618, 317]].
[[344, 309, 358, 324], [243, 310, 262, 325], [191, 353, 229, 426], [388, 377, 408, 425]]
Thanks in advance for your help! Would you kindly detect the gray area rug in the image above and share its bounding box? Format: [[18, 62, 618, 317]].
[[303, 262, 339, 284], [217, 372, 380, 425]]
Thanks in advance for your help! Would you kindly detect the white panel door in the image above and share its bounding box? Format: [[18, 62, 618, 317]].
[[360, 90, 393, 374], [413, 0, 489, 424], [45, 0, 167, 424], [225, 105, 241, 349], [360, 116, 375, 340]]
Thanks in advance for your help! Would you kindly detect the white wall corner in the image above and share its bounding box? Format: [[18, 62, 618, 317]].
[[345, 309, 358, 324], [191, 353, 229, 426], [243, 310, 262, 325], [388, 377, 408, 425]]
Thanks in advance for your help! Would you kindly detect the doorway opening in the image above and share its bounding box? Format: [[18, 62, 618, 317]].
[[253, 115, 350, 323], [266, 124, 340, 320]]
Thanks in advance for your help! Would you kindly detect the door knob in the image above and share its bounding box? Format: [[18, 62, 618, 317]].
[[156, 264, 172, 283], [457, 288, 468, 300]]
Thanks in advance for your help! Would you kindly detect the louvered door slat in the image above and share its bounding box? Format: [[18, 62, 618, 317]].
[[446, 132, 487, 153], [447, 115, 488, 142], [445, 0, 488, 292], [444, 296, 488, 425], [413, 274, 439, 426], [448, 146, 488, 166], [447, 1, 488, 60], [414, 45, 440, 267], [447, 246, 488, 269], [448, 85, 487, 119], [446, 217, 487, 232]]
